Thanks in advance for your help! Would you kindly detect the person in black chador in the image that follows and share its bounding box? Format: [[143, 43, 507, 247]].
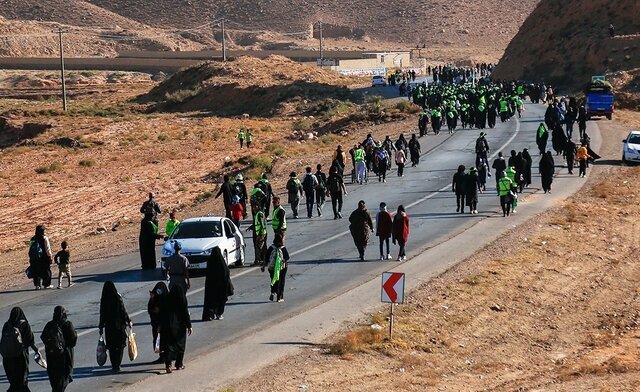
[[139, 213, 163, 269], [160, 285, 192, 373], [147, 282, 168, 364], [202, 247, 234, 321], [41, 305, 77, 392], [1, 307, 39, 392], [98, 281, 132, 372]]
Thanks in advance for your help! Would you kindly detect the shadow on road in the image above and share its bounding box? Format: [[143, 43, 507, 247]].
[[73, 269, 163, 284]]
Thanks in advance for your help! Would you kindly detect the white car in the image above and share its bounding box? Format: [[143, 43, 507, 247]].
[[622, 131, 640, 164], [371, 75, 387, 87], [161, 217, 246, 270]]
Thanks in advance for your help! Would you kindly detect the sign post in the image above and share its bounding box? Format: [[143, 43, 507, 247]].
[[381, 272, 405, 340]]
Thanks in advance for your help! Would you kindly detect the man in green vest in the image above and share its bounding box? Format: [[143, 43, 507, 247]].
[[499, 98, 509, 122], [238, 127, 245, 149], [165, 211, 180, 239], [497, 172, 513, 217], [246, 129, 253, 148], [271, 196, 287, 240], [353, 145, 366, 184], [249, 203, 267, 266]]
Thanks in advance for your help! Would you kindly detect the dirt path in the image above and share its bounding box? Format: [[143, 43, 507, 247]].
[[230, 111, 640, 391]]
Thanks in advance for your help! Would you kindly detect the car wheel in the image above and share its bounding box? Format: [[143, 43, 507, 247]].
[[606, 113, 612, 120], [622, 153, 627, 164], [235, 245, 245, 267], [223, 250, 229, 265]]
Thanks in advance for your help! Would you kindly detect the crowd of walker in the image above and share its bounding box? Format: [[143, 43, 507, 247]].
[[2, 71, 602, 391]]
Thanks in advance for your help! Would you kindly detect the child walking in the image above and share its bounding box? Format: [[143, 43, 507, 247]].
[[55, 241, 73, 288]]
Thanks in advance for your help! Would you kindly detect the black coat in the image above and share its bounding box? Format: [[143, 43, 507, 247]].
[[42, 317, 77, 392], [202, 249, 234, 320], [99, 287, 130, 351], [139, 218, 161, 269], [2, 309, 35, 392], [160, 287, 191, 359]]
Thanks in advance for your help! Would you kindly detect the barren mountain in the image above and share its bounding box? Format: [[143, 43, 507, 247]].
[[494, 0, 640, 92], [1, 0, 539, 59]]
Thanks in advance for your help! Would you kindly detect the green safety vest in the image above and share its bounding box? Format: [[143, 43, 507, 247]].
[[505, 167, 516, 183], [517, 85, 524, 94], [254, 211, 267, 235], [354, 148, 365, 162], [246, 132, 252, 142], [272, 206, 287, 231], [497, 177, 512, 196], [431, 110, 441, 118], [165, 219, 180, 237], [537, 125, 547, 138], [238, 130, 245, 140], [478, 104, 485, 112], [499, 100, 508, 112]]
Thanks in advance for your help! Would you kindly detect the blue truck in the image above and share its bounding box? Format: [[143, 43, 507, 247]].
[[585, 80, 614, 120]]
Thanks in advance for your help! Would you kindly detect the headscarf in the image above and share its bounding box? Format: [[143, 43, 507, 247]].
[[8, 307, 27, 326], [53, 305, 67, 324], [100, 280, 121, 320], [358, 200, 366, 210], [206, 247, 227, 278]]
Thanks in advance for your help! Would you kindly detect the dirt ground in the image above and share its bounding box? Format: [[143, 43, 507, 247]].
[[229, 113, 640, 392], [0, 66, 417, 290]]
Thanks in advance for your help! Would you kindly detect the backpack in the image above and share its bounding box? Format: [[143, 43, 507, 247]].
[[286, 178, 299, 194], [28, 239, 44, 261], [144, 201, 155, 215], [316, 173, 326, 190], [302, 175, 315, 192], [475, 138, 486, 153], [327, 175, 341, 194], [0, 322, 23, 358], [41, 322, 65, 356], [268, 246, 285, 271], [250, 188, 265, 207]]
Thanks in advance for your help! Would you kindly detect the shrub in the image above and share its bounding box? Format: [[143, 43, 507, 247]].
[[157, 134, 169, 141], [247, 155, 273, 172], [291, 118, 313, 132], [79, 159, 96, 167], [35, 161, 64, 174], [265, 143, 285, 157], [164, 87, 202, 105], [194, 191, 213, 203]]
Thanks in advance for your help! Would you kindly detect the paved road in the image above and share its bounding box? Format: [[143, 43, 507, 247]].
[[2, 102, 543, 391]]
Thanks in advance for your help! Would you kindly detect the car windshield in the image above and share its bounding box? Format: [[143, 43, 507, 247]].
[[172, 221, 222, 239], [628, 134, 640, 144]]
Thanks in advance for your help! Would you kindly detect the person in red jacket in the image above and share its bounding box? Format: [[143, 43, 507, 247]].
[[230, 195, 244, 228], [375, 202, 393, 260], [392, 205, 410, 261]]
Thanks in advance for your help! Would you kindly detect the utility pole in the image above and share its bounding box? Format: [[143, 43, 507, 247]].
[[221, 18, 227, 62], [318, 21, 323, 67], [53, 28, 68, 111]]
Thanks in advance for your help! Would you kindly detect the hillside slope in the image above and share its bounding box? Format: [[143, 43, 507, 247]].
[[493, 0, 640, 91], [0, 0, 539, 58]]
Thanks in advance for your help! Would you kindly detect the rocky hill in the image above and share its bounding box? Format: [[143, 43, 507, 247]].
[[0, 0, 539, 59], [493, 0, 640, 93]]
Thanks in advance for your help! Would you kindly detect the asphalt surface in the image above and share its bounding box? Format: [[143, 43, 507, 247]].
[[2, 101, 550, 391]]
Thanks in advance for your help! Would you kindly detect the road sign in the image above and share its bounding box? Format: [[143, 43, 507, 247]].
[[592, 75, 606, 82], [381, 272, 405, 304]]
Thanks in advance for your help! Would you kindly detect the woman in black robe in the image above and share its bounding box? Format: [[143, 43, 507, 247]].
[[139, 213, 163, 269], [539, 151, 555, 193], [147, 282, 168, 364], [1, 307, 38, 392], [551, 124, 567, 156], [536, 123, 549, 156], [202, 247, 234, 321], [349, 200, 374, 261], [522, 148, 533, 188], [160, 285, 192, 373], [98, 281, 132, 372], [42, 306, 77, 392]]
